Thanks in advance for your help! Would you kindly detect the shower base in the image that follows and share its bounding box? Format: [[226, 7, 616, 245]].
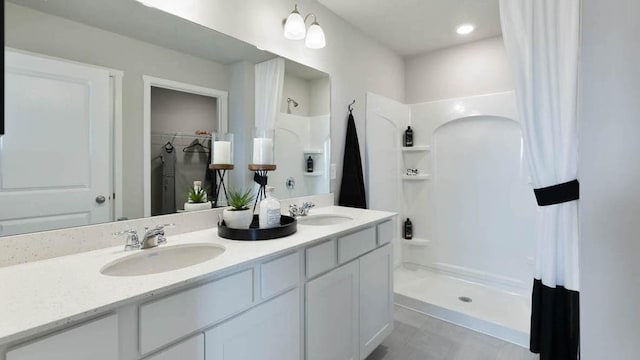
[[394, 264, 530, 347]]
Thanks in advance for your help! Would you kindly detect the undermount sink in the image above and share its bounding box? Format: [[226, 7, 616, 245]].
[[101, 244, 225, 277], [296, 214, 354, 226]]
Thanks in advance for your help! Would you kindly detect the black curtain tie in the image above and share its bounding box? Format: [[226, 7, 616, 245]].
[[533, 179, 579, 206]]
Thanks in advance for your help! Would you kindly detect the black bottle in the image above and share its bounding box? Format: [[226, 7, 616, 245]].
[[306, 156, 314, 173], [404, 126, 414, 147], [404, 218, 413, 240]]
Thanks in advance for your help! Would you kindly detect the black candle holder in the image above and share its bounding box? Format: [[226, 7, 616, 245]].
[[248, 164, 277, 212], [209, 164, 234, 207]]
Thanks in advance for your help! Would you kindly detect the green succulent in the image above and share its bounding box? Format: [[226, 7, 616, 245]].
[[227, 188, 254, 210], [187, 186, 207, 203]]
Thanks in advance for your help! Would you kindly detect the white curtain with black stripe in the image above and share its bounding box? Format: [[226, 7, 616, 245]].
[[499, 1, 581, 359]]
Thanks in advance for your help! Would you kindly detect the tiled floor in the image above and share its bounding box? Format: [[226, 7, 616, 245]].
[[366, 306, 539, 360]]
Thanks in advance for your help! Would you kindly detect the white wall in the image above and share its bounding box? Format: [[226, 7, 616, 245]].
[[4, 3, 230, 219], [579, 0, 640, 358], [281, 74, 311, 116], [136, 0, 405, 202], [404, 36, 512, 104]]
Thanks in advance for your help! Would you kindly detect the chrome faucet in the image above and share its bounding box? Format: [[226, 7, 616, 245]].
[[289, 202, 315, 217], [140, 224, 172, 249], [114, 224, 173, 251]]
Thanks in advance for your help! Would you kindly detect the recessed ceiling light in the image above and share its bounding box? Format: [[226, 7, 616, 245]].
[[456, 24, 475, 35]]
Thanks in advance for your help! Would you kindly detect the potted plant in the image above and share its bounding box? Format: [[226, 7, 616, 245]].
[[223, 188, 254, 228], [184, 184, 212, 212]]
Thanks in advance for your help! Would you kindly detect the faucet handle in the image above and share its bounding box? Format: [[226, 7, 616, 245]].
[[153, 223, 175, 231], [113, 229, 140, 251]]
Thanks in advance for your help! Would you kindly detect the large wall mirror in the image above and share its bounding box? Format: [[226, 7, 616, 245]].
[[1, 0, 331, 236]]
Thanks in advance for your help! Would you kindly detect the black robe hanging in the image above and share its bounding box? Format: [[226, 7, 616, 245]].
[[338, 112, 366, 208]]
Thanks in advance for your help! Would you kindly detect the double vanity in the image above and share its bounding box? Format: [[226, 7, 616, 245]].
[[0, 206, 395, 360]]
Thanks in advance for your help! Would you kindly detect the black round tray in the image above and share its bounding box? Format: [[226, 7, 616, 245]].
[[218, 215, 297, 241]]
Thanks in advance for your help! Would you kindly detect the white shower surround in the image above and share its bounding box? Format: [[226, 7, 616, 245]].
[[366, 91, 537, 343], [270, 113, 331, 199]]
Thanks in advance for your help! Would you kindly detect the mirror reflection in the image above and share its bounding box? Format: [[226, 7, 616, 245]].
[[1, 0, 330, 237]]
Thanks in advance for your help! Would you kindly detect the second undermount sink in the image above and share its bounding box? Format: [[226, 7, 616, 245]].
[[296, 214, 354, 226], [101, 244, 225, 277]]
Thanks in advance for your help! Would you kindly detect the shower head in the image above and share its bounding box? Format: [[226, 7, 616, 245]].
[[287, 98, 299, 107]]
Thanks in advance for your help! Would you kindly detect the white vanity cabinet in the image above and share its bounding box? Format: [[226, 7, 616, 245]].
[[6, 315, 118, 360], [204, 288, 301, 360], [0, 216, 395, 360], [306, 221, 394, 360], [359, 243, 394, 358], [144, 334, 204, 360]]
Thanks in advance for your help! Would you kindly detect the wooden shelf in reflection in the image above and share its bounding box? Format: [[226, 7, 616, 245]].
[[248, 164, 277, 171], [209, 164, 234, 170]]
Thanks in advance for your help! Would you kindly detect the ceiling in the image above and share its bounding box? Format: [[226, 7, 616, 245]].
[[316, 0, 502, 57]]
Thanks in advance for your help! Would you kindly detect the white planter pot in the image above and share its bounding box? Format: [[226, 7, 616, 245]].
[[184, 202, 212, 212], [223, 208, 253, 229]]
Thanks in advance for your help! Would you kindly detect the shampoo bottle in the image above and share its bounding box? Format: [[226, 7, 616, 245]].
[[259, 186, 281, 229], [306, 156, 314, 173], [404, 218, 413, 239], [404, 126, 414, 147]]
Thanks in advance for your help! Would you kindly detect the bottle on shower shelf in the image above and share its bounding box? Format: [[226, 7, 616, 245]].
[[404, 126, 413, 147], [306, 156, 314, 173], [404, 218, 413, 240]]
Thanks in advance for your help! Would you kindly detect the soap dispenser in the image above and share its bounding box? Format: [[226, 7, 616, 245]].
[[259, 186, 281, 229]]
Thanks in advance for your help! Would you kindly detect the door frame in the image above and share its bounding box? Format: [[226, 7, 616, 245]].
[[3, 47, 124, 222], [142, 75, 229, 217]]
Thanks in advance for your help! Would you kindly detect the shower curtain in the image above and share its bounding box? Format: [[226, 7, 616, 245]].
[[500, 1, 581, 359], [255, 58, 285, 130]]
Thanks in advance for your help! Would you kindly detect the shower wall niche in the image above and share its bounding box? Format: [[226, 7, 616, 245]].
[[366, 91, 537, 294]]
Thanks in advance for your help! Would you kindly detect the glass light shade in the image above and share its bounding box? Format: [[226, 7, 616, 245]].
[[284, 10, 306, 40], [305, 22, 326, 49]]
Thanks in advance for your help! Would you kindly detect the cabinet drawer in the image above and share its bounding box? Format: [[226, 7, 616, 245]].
[[377, 220, 393, 246], [7, 314, 118, 360], [306, 239, 337, 278], [338, 227, 376, 264], [139, 269, 254, 354], [261, 251, 300, 299], [144, 334, 204, 360]]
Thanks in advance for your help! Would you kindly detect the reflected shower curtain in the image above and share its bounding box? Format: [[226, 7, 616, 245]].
[[255, 58, 285, 130], [500, 1, 581, 359]]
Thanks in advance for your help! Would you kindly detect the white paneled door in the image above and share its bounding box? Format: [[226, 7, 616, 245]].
[[1, 50, 112, 236]]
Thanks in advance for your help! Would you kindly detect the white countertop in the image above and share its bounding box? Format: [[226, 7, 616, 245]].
[[0, 206, 395, 345]]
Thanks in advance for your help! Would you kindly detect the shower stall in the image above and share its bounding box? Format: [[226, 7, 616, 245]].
[[366, 91, 537, 346]]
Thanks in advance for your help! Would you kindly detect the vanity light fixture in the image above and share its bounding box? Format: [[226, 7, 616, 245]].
[[283, 4, 326, 49], [456, 24, 475, 35]]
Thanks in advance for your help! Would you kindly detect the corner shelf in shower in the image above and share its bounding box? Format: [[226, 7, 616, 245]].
[[304, 172, 324, 177], [401, 145, 431, 152], [303, 148, 323, 154], [402, 174, 432, 181], [402, 238, 431, 246]]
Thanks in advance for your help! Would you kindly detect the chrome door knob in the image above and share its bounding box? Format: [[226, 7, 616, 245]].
[[95, 195, 106, 204]]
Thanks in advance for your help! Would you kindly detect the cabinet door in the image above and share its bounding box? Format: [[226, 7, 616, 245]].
[[145, 334, 204, 360], [306, 260, 359, 360], [205, 288, 300, 360], [359, 244, 394, 359], [7, 315, 118, 360]]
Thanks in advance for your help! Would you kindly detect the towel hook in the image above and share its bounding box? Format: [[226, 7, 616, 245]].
[[348, 99, 356, 113]]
